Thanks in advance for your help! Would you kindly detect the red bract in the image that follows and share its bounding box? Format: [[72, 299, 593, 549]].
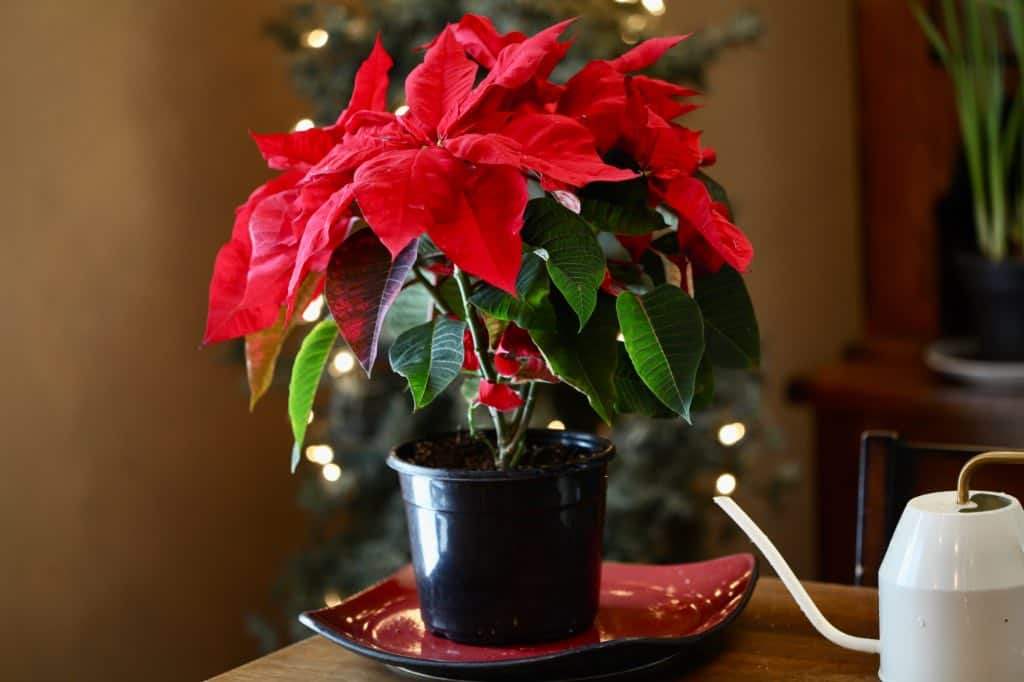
[[493, 324, 558, 383], [345, 25, 633, 293], [478, 380, 525, 412], [203, 36, 394, 344]]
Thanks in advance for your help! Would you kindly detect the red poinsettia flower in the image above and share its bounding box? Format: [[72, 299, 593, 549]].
[[311, 22, 633, 294], [478, 380, 525, 412], [203, 37, 394, 344]]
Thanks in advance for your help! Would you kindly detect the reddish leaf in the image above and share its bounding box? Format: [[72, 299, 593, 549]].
[[244, 273, 323, 410], [494, 324, 558, 382], [607, 35, 688, 73], [250, 128, 339, 171], [406, 27, 478, 136], [501, 113, 636, 188], [461, 328, 480, 371], [478, 380, 524, 411], [444, 132, 521, 166], [342, 35, 393, 121], [427, 14, 526, 68], [287, 184, 356, 298], [325, 229, 418, 374], [664, 177, 753, 273], [204, 171, 303, 344], [427, 163, 527, 294], [352, 146, 465, 257]]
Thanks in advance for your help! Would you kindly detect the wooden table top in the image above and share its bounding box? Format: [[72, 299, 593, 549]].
[[213, 578, 880, 681]]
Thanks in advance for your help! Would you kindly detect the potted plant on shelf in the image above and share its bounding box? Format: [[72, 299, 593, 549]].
[[916, 0, 1024, 361], [204, 15, 758, 645]]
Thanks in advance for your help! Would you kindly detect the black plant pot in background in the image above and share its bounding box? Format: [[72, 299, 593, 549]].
[[388, 430, 615, 645], [956, 253, 1024, 361]]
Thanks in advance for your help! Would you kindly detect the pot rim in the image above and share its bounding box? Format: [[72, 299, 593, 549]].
[[387, 428, 615, 482]]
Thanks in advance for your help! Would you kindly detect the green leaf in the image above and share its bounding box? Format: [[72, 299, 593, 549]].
[[522, 198, 606, 329], [694, 265, 760, 369], [613, 344, 674, 418], [530, 294, 619, 424], [437, 277, 467, 320], [381, 284, 433, 342], [469, 252, 556, 330], [580, 179, 667, 236], [616, 284, 705, 421], [288, 319, 338, 472], [389, 317, 465, 409], [691, 355, 715, 412], [245, 272, 321, 411]]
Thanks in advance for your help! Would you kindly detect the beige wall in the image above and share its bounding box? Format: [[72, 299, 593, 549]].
[[0, 1, 861, 679], [0, 2, 309, 680], [668, 0, 862, 573]]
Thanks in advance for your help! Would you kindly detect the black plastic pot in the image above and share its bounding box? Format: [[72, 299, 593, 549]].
[[956, 253, 1024, 361], [387, 429, 615, 645]]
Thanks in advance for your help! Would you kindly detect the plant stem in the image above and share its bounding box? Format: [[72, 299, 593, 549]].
[[507, 383, 538, 468], [452, 267, 516, 466], [413, 268, 455, 317]]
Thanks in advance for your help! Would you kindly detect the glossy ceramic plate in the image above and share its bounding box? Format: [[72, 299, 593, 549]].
[[925, 338, 1024, 389], [299, 554, 758, 681]]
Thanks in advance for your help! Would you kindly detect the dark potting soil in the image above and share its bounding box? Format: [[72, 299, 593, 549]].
[[406, 431, 595, 471]]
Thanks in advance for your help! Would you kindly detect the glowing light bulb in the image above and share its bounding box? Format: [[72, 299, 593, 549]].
[[305, 444, 334, 465], [547, 420, 566, 430], [394, 104, 410, 116], [307, 410, 315, 425], [715, 473, 737, 496], [304, 28, 329, 49], [641, 0, 666, 16], [717, 422, 747, 447], [624, 14, 648, 33], [322, 462, 342, 482], [324, 590, 341, 607], [330, 350, 355, 376], [616, 332, 625, 342], [301, 296, 324, 322], [292, 118, 315, 132]]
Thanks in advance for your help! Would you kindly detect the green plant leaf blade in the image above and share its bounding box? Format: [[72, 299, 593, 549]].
[[288, 319, 338, 472], [613, 344, 675, 418], [245, 272, 321, 411], [580, 178, 667, 235], [469, 252, 556, 330], [530, 294, 619, 424], [695, 265, 760, 369], [616, 284, 704, 421], [522, 198, 606, 329], [389, 317, 465, 409]]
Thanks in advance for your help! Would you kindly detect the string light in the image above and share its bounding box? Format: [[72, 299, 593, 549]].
[[394, 104, 410, 116], [306, 444, 334, 464], [547, 420, 566, 430], [616, 332, 625, 342], [304, 28, 329, 49], [330, 350, 355, 376], [717, 421, 747, 447], [301, 296, 324, 322], [324, 590, 341, 607], [307, 410, 315, 425], [615, 0, 640, 4], [293, 118, 315, 132], [641, 0, 666, 16], [715, 472, 737, 496], [322, 462, 342, 482], [624, 14, 648, 33]]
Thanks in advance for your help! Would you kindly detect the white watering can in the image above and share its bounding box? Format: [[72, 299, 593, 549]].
[[716, 451, 1024, 682]]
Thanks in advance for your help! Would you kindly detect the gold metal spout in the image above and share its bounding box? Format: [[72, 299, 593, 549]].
[[956, 451, 1024, 505]]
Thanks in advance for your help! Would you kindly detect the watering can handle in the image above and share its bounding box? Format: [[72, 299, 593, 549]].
[[956, 451, 1024, 504], [714, 496, 881, 655]]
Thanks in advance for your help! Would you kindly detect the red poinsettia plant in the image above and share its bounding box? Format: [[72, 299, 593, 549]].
[[205, 15, 758, 470]]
